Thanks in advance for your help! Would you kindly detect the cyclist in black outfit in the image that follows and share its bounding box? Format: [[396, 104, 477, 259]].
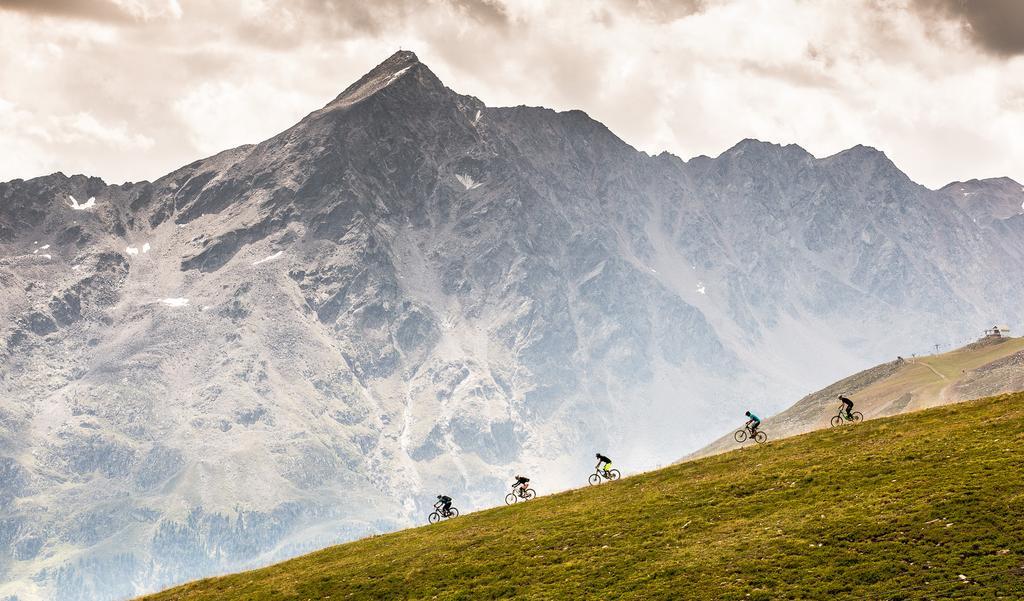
[[435, 494, 453, 516], [595, 453, 612, 474], [513, 474, 530, 496], [838, 394, 855, 419]]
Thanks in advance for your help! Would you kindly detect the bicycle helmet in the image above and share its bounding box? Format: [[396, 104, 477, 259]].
[[436, 494, 442, 499], [744, 411, 751, 416], [595, 453, 601, 458]]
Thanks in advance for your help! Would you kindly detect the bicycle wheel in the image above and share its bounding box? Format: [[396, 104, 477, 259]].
[[754, 431, 768, 444], [505, 493, 517, 506], [830, 415, 843, 428], [608, 469, 621, 481], [449, 507, 459, 518], [852, 412, 864, 423], [428, 512, 441, 524], [734, 429, 748, 443], [523, 488, 536, 500], [588, 473, 602, 486]]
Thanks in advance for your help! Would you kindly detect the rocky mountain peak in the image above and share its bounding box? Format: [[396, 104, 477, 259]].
[[826, 143, 893, 166], [940, 176, 1024, 223], [705, 138, 814, 183], [716, 139, 815, 169], [818, 143, 915, 189], [942, 176, 1023, 194], [321, 49, 446, 112]]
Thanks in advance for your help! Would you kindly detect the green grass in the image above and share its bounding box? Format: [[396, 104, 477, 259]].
[[143, 392, 1024, 600]]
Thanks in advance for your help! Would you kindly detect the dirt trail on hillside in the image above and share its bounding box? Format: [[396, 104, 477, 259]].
[[688, 336, 1024, 460], [913, 361, 947, 380]]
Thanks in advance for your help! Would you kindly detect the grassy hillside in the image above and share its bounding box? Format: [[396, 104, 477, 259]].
[[695, 335, 1024, 458], [143, 392, 1024, 600]]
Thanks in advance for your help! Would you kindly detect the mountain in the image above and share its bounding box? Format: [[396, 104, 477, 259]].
[[691, 334, 1024, 459], [1, 50, 1022, 600], [139, 392, 1024, 600], [940, 177, 1024, 224]]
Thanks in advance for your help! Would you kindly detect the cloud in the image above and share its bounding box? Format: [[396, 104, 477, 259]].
[[450, 0, 510, 27], [610, 0, 707, 23], [911, 0, 1024, 56], [171, 79, 315, 155], [0, 0, 130, 21], [0, 0, 182, 22], [225, 0, 508, 50], [57, 112, 155, 149], [0, 0, 1022, 189]]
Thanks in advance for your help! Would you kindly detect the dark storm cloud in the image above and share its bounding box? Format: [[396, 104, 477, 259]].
[[0, 0, 132, 22], [912, 0, 1024, 56]]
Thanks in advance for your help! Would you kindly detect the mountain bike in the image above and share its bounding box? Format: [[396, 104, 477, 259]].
[[734, 426, 768, 444], [588, 468, 621, 485], [428, 506, 460, 524], [830, 408, 864, 427], [505, 487, 537, 505]]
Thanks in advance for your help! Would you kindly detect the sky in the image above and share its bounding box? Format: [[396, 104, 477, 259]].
[[0, 0, 1022, 189]]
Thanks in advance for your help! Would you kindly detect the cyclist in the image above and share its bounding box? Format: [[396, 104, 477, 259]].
[[838, 394, 855, 419], [595, 453, 613, 476], [435, 494, 453, 517], [513, 474, 530, 497], [744, 411, 761, 436]]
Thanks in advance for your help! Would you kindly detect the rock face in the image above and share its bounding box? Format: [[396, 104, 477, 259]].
[[0, 51, 1022, 600]]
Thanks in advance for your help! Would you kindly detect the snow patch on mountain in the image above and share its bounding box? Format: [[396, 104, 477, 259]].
[[67, 195, 96, 210], [253, 250, 283, 265], [384, 65, 412, 87], [578, 260, 607, 286], [455, 174, 481, 190], [159, 297, 190, 307]]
